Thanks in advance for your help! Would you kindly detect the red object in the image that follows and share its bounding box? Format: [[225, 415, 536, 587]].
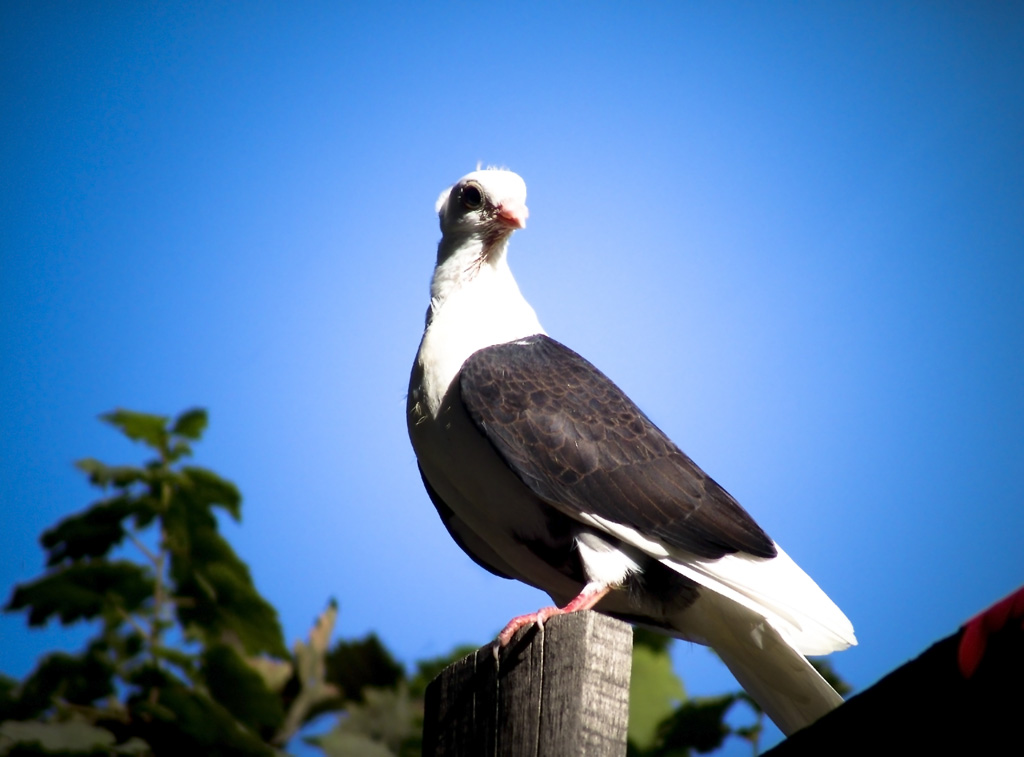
[[958, 585, 1024, 678]]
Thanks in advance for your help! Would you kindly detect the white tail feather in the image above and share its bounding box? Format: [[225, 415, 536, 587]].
[[677, 593, 844, 736], [663, 544, 856, 655], [579, 515, 855, 733], [580, 514, 856, 654]]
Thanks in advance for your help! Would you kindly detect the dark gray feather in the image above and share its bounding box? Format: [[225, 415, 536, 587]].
[[459, 335, 776, 560]]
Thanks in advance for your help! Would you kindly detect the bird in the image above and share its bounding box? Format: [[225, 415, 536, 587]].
[[406, 167, 856, 736]]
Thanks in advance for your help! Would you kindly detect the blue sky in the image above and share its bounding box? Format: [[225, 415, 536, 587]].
[[3, 2, 1023, 751]]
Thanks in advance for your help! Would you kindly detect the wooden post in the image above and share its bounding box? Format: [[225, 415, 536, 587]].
[[423, 611, 633, 756]]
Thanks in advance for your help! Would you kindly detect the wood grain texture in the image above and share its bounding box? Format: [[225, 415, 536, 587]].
[[423, 612, 633, 756]]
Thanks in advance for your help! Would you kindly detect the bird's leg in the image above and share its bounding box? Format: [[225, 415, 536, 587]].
[[496, 581, 611, 647]]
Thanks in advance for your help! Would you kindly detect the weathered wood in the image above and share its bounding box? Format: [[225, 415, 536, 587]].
[[423, 611, 633, 756]]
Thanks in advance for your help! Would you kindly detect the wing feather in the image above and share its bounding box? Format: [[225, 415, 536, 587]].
[[459, 335, 776, 560]]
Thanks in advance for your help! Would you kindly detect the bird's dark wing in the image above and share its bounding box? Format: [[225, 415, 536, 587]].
[[459, 335, 776, 560]]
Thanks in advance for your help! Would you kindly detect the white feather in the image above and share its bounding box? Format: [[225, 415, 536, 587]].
[[580, 513, 855, 655], [576, 531, 642, 586], [679, 592, 846, 735]]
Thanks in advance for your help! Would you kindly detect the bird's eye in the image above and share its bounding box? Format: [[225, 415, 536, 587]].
[[461, 183, 483, 210]]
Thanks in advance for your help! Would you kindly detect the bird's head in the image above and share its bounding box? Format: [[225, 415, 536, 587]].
[[436, 169, 529, 256]]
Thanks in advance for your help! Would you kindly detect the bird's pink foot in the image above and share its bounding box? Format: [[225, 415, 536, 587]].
[[497, 605, 563, 646], [495, 582, 612, 647]]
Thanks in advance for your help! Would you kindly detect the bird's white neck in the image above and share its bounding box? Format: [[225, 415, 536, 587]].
[[428, 231, 506, 313], [414, 237, 545, 417]]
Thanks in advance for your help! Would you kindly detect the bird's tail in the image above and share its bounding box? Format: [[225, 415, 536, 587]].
[[676, 593, 844, 736]]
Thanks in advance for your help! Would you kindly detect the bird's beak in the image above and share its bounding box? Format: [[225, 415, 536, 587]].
[[496, 200, 529, 229]]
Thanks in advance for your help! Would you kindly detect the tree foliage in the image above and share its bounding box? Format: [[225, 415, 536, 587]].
[[0, 409, 320, 756], [1, 408, 849, 756]]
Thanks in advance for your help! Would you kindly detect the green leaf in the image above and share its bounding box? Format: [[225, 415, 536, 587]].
[[247, 656, 293, 695], [0, 719, 117, 752], [40, 496, 140, 566], [168, 439, 194, 462], [169, 524, 287, 657], [172, 408, 208, 441], [309, 729, 395, 757], [180, 466, 242, 521], [654, 694, 738, 755], [100, 409, 169, 451], [201, 644, 285, 734], [311, 685, 419, 757], [127, 672, 277, 756], [13, 648, 116, 718], [325, 634, 405, 704], [152, 646, 199, 679], [113, 737, 152, 755], [409, 645, 477, 700], [6, 560, 152, 626], [633, 627, 675, 653], [75, 458, 148, 489], [628, 638, 685, 750], [0, 674, 19, 722]]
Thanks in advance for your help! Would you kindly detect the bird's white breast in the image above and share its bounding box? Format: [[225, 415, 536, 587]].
[[406, 252, 585, 597], [412, 255, 545, 420]]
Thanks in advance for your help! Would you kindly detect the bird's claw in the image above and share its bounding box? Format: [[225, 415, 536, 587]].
[[496, 605, 560, 648]]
